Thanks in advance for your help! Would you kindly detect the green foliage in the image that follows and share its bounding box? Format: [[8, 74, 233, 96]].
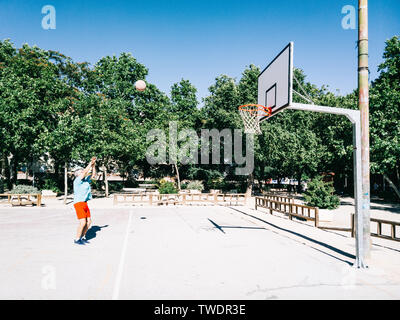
[[0, 179, 4, 193], [42, 179, 61, 193], [10, 185, 39, 194], [125, 180, 139, 188], [304, 176, 340, 210], [158, 179, 178, 194], [180, 182, 188, 190], [377, 190, 400, 203], [1, 36, 399, 202], [186, 180, 204, 191], [370, 36, 400, 176], [90, 180, 101, 191], [109, 181, 124, 192]]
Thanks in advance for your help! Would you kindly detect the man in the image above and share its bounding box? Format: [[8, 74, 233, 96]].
[[73, 157, 97, 245]]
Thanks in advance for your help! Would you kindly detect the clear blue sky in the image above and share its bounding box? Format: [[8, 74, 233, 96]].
[[1, 0, 399, 102]]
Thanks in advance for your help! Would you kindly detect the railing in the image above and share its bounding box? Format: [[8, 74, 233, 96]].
[[319, 214, 400, 242], [318, 214, 355, 235], [266, 188, 289, 194], [262, 193, 294, 204], [256, 199, 400, 243], [370, 217, 400, 242], [113, 193, 247, 206], [0, 194, 42, 207], [255, 197, 319, 227], [113, 193, 149, 205]]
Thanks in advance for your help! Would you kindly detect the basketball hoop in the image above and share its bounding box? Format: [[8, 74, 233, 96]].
[[239, 104, 271, 135]]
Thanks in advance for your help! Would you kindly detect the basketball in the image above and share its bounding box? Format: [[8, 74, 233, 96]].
[[135, 80, 146, 91]]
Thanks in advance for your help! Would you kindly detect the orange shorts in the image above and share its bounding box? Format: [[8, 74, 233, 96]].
[[74, 202, 91, 220]]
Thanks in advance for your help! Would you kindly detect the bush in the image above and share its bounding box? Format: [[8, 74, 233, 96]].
[[158, 179, 178, 194], [10, 185, 39, 194], [91, 180, 101, 191], [377, 190, 400, 203], [304, 176, 340, 210], [125, 179, 139, 188], [186, 180, 204, 191], [42, 179, 61, 194], [0, 179, 4, 193], [180, 182, 188, 190], [109, 181, 124, 192]]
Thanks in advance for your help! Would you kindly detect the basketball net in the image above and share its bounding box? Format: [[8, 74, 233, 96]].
[[239, 104, 271, 135]]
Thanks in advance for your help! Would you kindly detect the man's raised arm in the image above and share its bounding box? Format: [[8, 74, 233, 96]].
[[92, 161, 97, 180], [79, 157, 97, 180]]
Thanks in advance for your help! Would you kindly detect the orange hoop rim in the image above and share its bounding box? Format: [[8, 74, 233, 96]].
[[239, 104, 272, 116]]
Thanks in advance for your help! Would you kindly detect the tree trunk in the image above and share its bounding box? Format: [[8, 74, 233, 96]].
[[104, 167, 109, 198], [296, 172, 302, 194], [56, 161, 62, 188], [258, 179, 263, 192], [0, 157, 3, 178], [54, 160, 60, 177], [246, 173, 254, 198], [64, 162, 68, 205], [383, 174, 386, 191], [174, 163, 181, 191], [1, 156, 6, 180], [383, 174, 400, 201], [9, 155, 17, 188], [4, 155, 11, 191]]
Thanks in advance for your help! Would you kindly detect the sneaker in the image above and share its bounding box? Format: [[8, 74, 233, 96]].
[[81, 238, 90, 244], [74, 239, 85, 245]]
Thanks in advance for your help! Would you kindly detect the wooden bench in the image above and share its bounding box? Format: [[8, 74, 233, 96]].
[[0, 194, 42, 207]]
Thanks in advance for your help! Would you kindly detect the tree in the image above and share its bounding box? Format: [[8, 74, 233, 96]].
[[69, 95, 142, 197], [200, 74, 244, 191], [92, 53, 172, 187], [304, 175, 340, 209], [0, 41, 72, 188], [370, 36, 400, 199], [167, 79, 199, 189], [36, 51, 89, 202], [257, 69, 326, 192]]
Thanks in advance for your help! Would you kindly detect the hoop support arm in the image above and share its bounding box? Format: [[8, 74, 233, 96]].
[[286, 103, 366, 268]]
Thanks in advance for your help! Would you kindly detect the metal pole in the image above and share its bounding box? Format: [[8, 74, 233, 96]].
[[353, 114, 367, 268], [358, 0, 371, 262], [287, 103, 367, 267]]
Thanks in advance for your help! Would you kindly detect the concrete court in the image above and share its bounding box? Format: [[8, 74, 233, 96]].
[[1, 204, 400, 300]]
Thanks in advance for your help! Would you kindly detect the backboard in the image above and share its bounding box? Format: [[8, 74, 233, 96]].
[[258, 42, 293, 121]]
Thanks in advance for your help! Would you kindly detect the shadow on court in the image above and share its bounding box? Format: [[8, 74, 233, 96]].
[[207, 218, 266, 234], [85, 225, 109, 240], [228, 207, 355, 266]]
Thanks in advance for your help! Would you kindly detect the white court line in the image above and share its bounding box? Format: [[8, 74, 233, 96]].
[[112, 210, 133, 300]]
